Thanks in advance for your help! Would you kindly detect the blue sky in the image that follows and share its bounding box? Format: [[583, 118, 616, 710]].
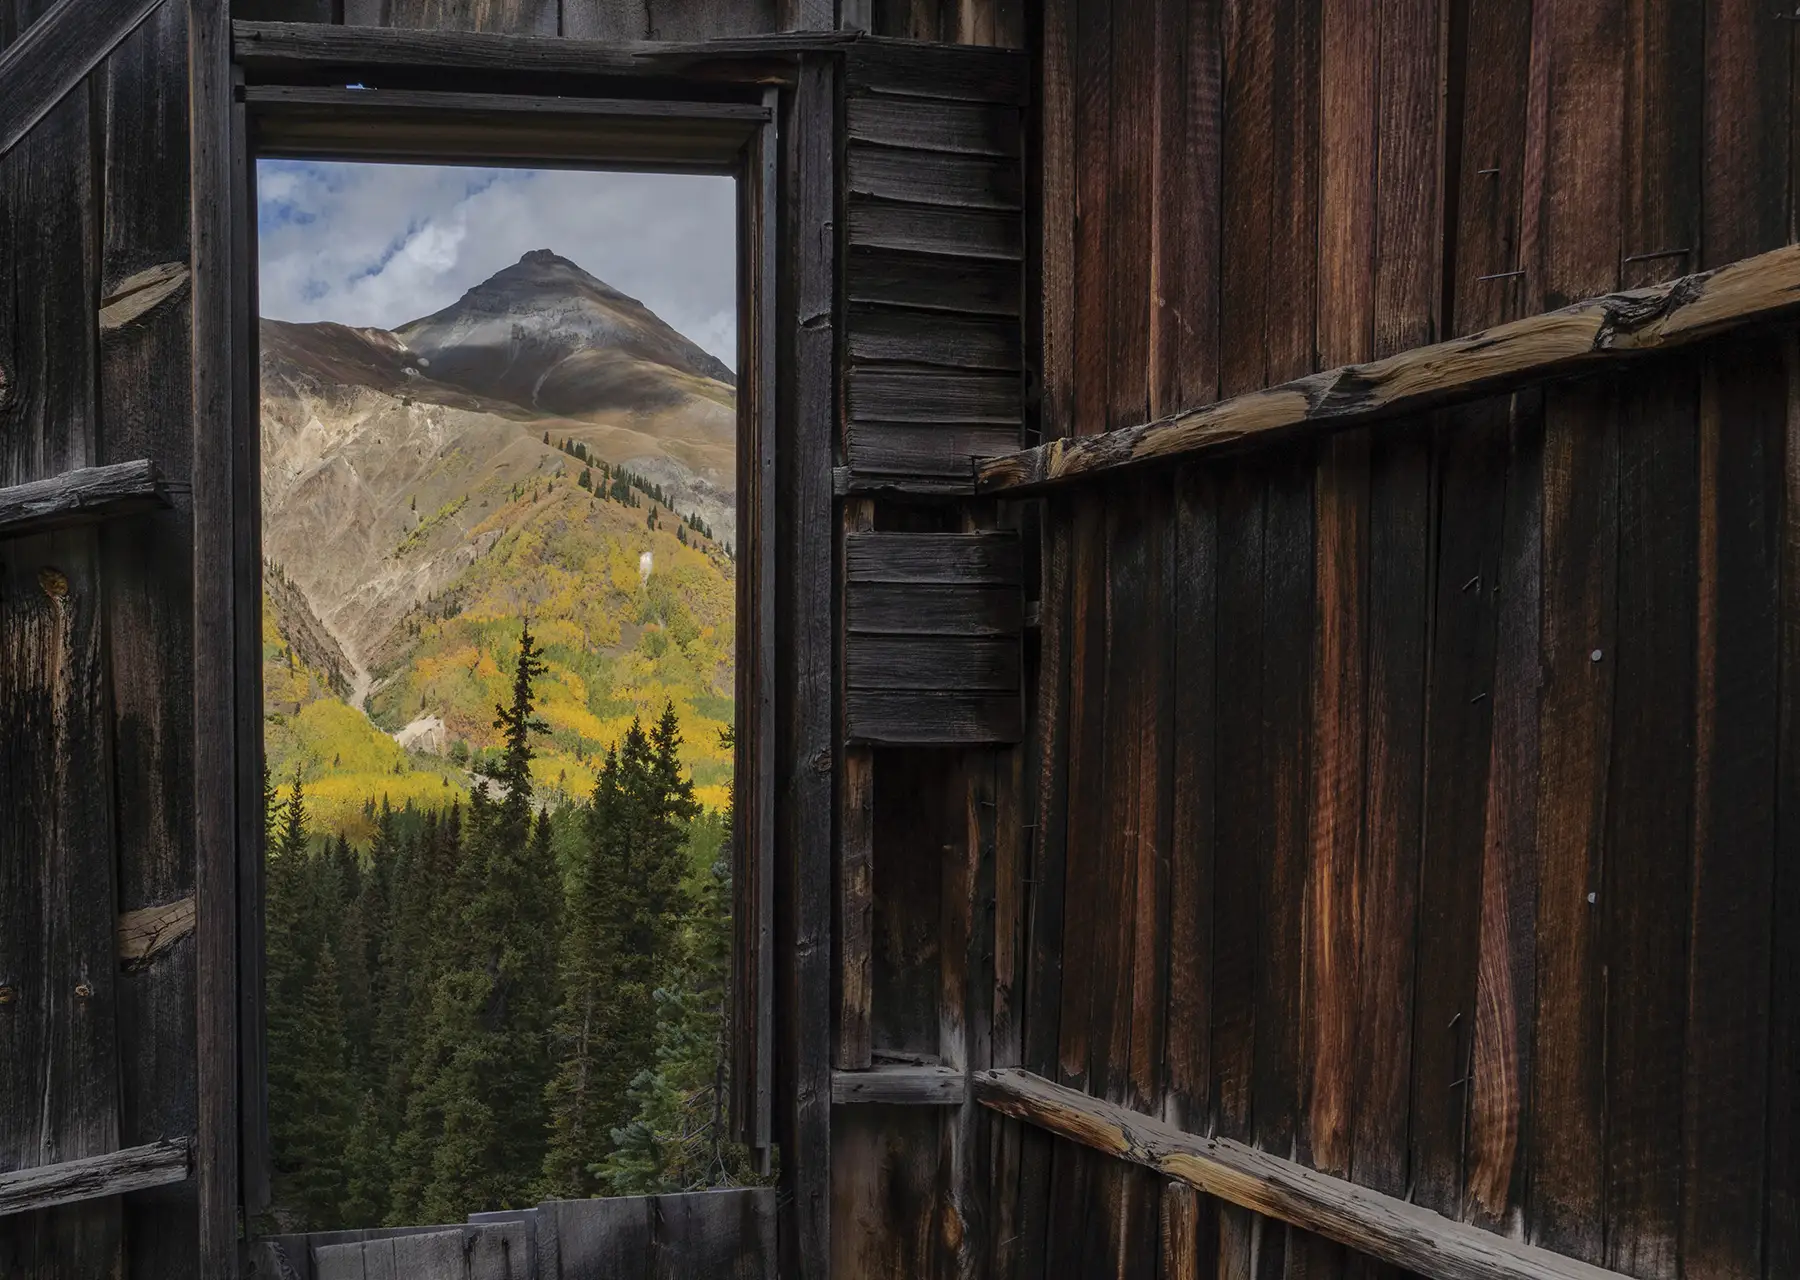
[[256, 160, 739, 368]]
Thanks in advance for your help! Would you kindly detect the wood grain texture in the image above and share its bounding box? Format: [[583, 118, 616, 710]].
[[975, 242, 1800, 493], [846, 307, 1020, 370], [846, 94, 1020, 156], [830, 1063, 966, 1104], [1679, 339, 1782, 1280], [976, 1068, 1639, 1280], [846, 247, 1021, 315], [846, 368, 1020, 424], [775, 56, 833, 1280], [837, 498, 875, 1074], [1524, 379, 1615, 1265], [1769, 335, 1800, 1280], [846, 145, 1021, 210], [1601, 360, 1698, 1280], [0, 0, 163, 160], [341, 0, 556, 32], [847, 201, 1021, 261], [117, 897, 197, 970], [0, 1140, 191, 1218], [843, 690, 1020, 745], [0, 460, 171, 540], [845, 530, 1020, 582], [100, 1, 202, 1270]]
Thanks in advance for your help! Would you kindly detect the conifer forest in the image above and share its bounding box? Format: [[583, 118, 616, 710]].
[[261, 626, 756, 1232]]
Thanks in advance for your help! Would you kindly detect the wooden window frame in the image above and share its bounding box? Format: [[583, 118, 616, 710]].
[[197, 34, 803, 1254]]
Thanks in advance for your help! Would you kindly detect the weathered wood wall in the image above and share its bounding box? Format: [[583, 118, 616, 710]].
[[981, 0, 1800, 1277], [0, 0, 200, 1274]]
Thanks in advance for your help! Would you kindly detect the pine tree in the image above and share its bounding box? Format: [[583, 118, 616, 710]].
[[394, 629, 561, 1219]]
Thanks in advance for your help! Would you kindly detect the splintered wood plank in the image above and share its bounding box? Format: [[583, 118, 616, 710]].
[[1524, 378, 1616, 1265], [975, 1068, 1643, 1280], [1464, 392, 1544, 1233], [1601, 360, 1699, 1280], [1163, 465, 1216, 1134], [976, 242, 1800, 493], [1678, 339, 1782, 1280], [1410, 403, 1509, 1219], [1350, 422, 1431, 1200], [0, 1140, 187, 1218]]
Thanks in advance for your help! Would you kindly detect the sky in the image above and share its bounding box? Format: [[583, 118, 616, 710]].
[[256, 161, 739, 369]]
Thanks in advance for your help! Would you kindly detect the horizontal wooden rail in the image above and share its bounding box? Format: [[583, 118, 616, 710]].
[[0, 460, 173, 540], [975, 1068, 1628, 1280], [977, 241, 1800, 494], [832, 1064, 967, 1105], [0, 0, 166, 160], [0, 1139, 191, 1218]]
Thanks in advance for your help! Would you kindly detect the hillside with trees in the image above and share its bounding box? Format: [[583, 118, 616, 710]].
[[264, 629, 757, 1232]]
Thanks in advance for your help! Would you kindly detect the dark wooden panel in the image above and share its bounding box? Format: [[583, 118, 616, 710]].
[[1678, 339, 1782, 1280], [847, 144, 1021, 210], [1770, 335, 1800, 1280], [845, 423, 1018, 480], [847, 307, 1020, 370], [843, 40, 1028, 104], [1602, 360, 1698, 1280], [846, 694, 1020, 751], [846, 584, 1021, 636], [846, 368, 1020, 424], [845, 247, 1020, 315], [845, 532, 1021, 584], [775, 56, 833, 1280], [1619, 0, 1702, 292], [847, 94, 1020, 156], [1409, 403, 1508, 1219], [846, 201, 1022, 260], [99, 2, 202, 1271], [1525, 379, 1616, 1265], [846, 636, 1019, 691], [0, 0, 163, 159]]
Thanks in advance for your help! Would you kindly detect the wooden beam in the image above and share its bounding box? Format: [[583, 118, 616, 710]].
[[0, 461, 172, 541], [977, 242, 1800, 494], [832, 1064, 968, 1105], [231, 19, 855, 80], [0, 0, 165, 160], [0, 1140, 191, 1218], [974, 1068, 1634, 1280]]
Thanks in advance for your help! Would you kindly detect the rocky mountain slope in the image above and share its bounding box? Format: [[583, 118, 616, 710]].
[[260, 252, 737, 837]]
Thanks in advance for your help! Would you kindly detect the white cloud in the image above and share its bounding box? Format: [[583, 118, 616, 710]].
[[257, 161, 739, 368]]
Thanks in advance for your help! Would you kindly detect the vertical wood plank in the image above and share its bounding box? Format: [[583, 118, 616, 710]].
[[1036, 0, 1075, 442], [1700, 0, 1792, 266], [0, 3, 121, 1276], [1464, 391, 1544, 1232], [191, 0, 242, 1272], [777, 54, 835, 1280], [1164, 465, 1216, 1135], [1104, 0, 1151, 431], [838, 501, 874, 1072], [1409, 403, 1508, 1220], [1349, 424, 1430, 1202], [1525, 379, 1616, 1265], [1372, 0, 1443, 355], [1620, 0, 1703, 288], [1448, 0, 1535, 335], [100, 2, 202, 1271], [1601, 359, 1699, 1280], [1769, 335, 1800, 1280], [1069, 0, 1110, 437], [1678, 341, 1781, 1280]]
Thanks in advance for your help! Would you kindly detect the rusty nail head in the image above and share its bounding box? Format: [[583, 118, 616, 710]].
[[75, 982, 92, 1000]]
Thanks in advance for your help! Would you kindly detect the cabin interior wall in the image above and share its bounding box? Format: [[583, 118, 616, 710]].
[[993, 0, 1800, 1278]]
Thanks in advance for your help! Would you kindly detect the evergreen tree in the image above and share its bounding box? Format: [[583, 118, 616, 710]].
[[393, 629, 561, 1219]]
